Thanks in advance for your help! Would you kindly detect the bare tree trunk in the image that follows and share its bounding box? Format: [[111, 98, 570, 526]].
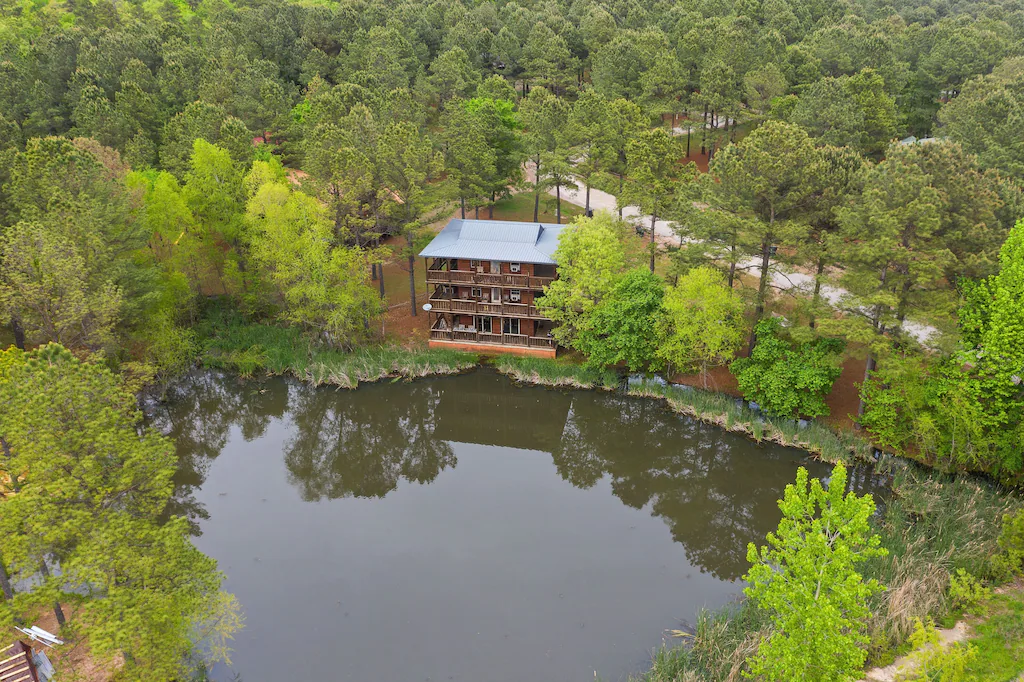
[[584, 184, 590, 214], [617, 174, 624, 218], [38, 561, 65, 627], [371, 263, 377, 281], [11, 317, 25, 350], [533, 155, 541, 222], [728, 230, 738, 288], [701, 104, 708, 154], [556, 183, 561, 223], [856, 355, 876, 423], [474, 204, 480, 219], [407, 251, 417, 317], [460, 196, 466, 219], [0, 555, 12, 601], [747, 231, 773, 354], [378, 263, 385, 299], [649, 212, 657, 272], [809, 256, 825, 329], [686, 130, 691, 158], [1, 436, 19, 493], [489, 191, 495, 219]]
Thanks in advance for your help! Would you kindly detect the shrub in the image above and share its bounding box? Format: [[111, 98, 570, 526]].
[[731, 318, 844, 418]]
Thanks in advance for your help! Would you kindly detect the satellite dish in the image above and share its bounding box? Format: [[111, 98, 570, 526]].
[[422, 303, 433, 311]]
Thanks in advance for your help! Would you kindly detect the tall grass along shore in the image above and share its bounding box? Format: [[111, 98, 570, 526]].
[[200, 315, 477, 389], [492, 355, 620, 390], [629, 465, 1023, 682], [628, 379, 874, 464]]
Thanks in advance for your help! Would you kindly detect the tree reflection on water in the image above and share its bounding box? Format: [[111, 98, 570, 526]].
[[152, 369, 860, 580]]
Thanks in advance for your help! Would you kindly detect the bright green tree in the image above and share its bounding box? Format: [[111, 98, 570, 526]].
[[744, 463, 886, 682], [245, 181, 384, 346], [0, 344, 240, 679], [537, 212, 644, 348], [656, 266, 745, 387], [426, 47, 481, 109], [622, 128, 691, 271], [441, 104, 496, 219], [464, 97, 523, 216], [861, 219, 1024, 480], [938, 57, 1024, 181], [377, 120, 445, 317]]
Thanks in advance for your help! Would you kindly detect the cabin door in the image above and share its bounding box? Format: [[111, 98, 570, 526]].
[[491, 287, 501, 303]]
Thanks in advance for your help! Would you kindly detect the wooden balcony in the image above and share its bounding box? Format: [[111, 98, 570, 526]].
[[427, 297, 547, 319], [429, 328, 556, 349], [426, 268, 554, 290]]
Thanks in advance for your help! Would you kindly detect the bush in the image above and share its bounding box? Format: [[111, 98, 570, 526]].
[[948, 569, 992, 612], [898, 618, 977, 682], [991, 508, 1024, 579], [731, 318, 844, 418]]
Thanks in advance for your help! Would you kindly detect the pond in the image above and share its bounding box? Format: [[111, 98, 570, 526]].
[[150, 369, 884, 682]]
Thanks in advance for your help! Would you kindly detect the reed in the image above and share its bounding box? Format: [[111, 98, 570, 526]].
[[627, 379, 873, 464], [199, 315, 477, 388], [630, 465, 1023, 681], [492, 356, 620, 390]]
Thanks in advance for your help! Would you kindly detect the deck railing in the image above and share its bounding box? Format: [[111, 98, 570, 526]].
[[429, 328, 555, 349], [426, 269, 554, 289], [427, 298, 546, 319]]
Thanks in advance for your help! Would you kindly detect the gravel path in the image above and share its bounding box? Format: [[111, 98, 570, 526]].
[[527, 163, 939, 345]]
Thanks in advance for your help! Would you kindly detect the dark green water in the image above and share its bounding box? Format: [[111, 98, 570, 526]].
[[151, 369, 882, 682]]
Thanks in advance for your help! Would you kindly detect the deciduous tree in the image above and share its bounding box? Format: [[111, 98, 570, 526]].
[[745, 463, 886, 682]]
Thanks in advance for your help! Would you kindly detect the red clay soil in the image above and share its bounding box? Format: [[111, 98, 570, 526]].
[[671, 354, 869, 433], [682, 148, 711, 173], [13, 604, 116, 682]]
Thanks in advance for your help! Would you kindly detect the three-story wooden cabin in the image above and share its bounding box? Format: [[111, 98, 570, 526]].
[[419, 219, 563, 357]]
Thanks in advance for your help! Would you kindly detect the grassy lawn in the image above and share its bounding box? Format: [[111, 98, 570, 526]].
[[490, 192, 584, 224], [965, 587, 1024, 680]]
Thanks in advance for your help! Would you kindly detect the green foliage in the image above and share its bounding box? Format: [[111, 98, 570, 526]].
[[244, 179, 384, 347], [574, 267, 665, 371], [947, 569, 991, 612], [537, 212, 643, 347], [963, 590, 1024, 680], [0, 344, 238, 679], [861, 219, 1024, 481], [656, 266, 745, 386], [198, 305, 477, 388], [731, 318, 844, 418], [744, 464, 886, 682], [898, 618, 977, 682], [992, 508, 1024, 579]]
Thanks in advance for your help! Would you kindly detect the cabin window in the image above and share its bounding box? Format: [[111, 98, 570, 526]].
[[509, 289, 521, 303], [479, 316, 492, 333], [441, 285, 453, 296], [502, 318, 520, 335], [471, 287, 482, 298], [470, 259, 480, 269], [510, 262, 521, 273]]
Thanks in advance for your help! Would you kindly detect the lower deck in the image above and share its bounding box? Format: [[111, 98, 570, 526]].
[[428, 312, 557, 358]]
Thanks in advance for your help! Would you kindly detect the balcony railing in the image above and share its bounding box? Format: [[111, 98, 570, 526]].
[[429, 328, 556, 349], [427, 297, 546, 319], [426, 268, 554, 289]]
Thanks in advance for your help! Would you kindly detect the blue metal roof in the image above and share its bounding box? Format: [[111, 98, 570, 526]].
[[419, 219, 566, 265]]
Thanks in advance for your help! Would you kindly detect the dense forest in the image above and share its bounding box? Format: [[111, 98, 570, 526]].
[[2, 0, 1024, 677]]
